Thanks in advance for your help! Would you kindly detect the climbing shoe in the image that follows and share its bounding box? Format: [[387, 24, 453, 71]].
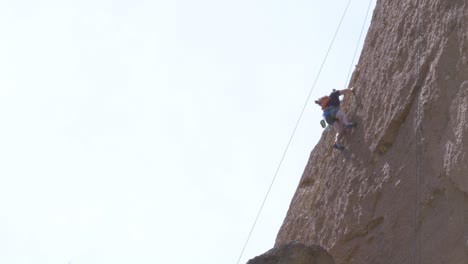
[[345, 122, 358, 128], [333, 142, 345, 150]]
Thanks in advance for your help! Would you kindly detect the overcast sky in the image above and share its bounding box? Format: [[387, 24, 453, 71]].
[[0, 0, 375, 263]]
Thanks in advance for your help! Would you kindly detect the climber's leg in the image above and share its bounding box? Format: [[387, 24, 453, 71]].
[[333, 121, 345, 150], [336, 110, 357, 128]]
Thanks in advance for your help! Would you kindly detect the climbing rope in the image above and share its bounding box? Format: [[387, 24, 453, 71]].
[[415, 1, 423, 263], [234, 1, 371, 263], [343, 0, 374, 88]]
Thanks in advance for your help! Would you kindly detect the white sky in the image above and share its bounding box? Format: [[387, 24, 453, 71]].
[[0, 0, 375, 263]]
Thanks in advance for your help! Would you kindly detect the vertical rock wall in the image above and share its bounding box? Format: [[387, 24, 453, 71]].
[[276, 0, 468, 263], [246, 242, 334, 264]]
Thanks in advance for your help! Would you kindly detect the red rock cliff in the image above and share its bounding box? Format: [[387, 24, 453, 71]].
[[275, 0, 468, 263]]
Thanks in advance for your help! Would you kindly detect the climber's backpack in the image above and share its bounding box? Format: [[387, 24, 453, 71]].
[[317, 95, 330, 110]]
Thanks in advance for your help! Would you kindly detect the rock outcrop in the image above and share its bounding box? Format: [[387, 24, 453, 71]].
[[247, 242, 334, 264], [275, 0, 468, 263]]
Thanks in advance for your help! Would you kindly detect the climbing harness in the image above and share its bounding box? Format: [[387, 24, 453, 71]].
[[323, 106, 340, 125]]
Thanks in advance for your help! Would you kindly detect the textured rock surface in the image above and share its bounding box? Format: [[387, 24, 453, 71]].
[[247, 242, 334, 264], [276, 0, 468, 263]]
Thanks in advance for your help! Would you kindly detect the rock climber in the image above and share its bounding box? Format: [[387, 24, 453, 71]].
[[315, 87, 357, 150]]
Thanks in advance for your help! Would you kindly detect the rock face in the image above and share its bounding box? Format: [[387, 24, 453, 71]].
[[247, 242, 334, 264], [276, 0, 468, 263]]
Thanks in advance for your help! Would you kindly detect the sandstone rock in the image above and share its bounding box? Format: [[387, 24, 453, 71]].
[[276, 0, 468, 263], [246, 242, 334, 264]]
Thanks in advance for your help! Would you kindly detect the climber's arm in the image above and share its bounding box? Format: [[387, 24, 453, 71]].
[[339, 87, 355, 95]]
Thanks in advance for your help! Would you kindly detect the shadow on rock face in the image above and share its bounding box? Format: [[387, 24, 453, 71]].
[[246, 242, 335, 264]]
